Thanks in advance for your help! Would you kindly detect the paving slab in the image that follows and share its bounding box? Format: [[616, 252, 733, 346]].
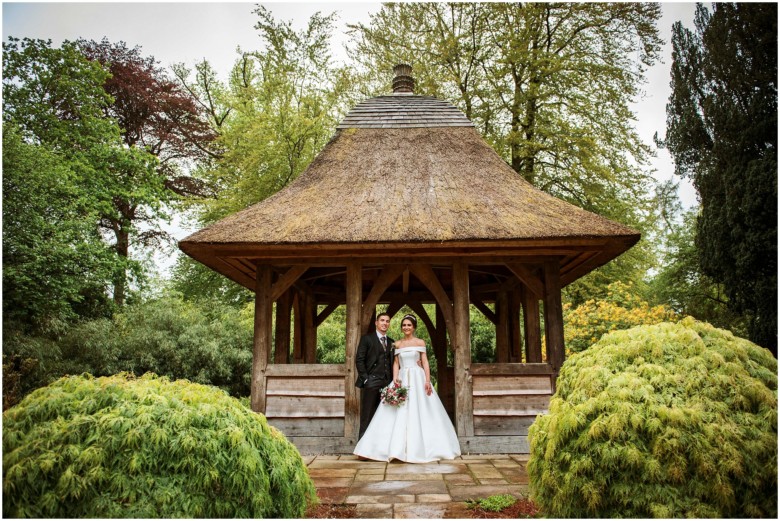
[[356, 503, 394, 518], [311, 477, 353, 488], [308, 468, 356, 478], [385, 462, 466, 474], [448, 484, 528, 501], [316, 486, 349, 504], [467, 464, 504, 479], [310, 460, 385, 469], [443, 473, 476, 485], [394, 503, 451, 518], [351, 480, 448, 496], [346, 494, 416, 504], [383, 472, 445, 481], [353, 473, 386, 482], [416, 494, 452, 503]]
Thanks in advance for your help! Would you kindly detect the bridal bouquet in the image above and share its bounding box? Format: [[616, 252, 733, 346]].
[[380, 382, 408, 407]]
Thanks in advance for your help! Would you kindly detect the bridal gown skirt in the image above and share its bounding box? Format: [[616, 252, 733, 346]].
[[353, 347, 461, 463]]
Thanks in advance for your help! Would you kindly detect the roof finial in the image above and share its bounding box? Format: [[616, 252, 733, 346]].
[[392, 63, 415, 94]]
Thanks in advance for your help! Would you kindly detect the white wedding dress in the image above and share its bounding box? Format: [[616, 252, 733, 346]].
[[353, 346, 461, 462]]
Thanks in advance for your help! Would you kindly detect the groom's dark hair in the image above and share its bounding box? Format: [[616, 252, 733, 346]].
[[376, 311, 391, 321]]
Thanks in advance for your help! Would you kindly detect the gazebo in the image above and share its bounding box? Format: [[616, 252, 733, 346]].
[[179, 65, 639, 454]]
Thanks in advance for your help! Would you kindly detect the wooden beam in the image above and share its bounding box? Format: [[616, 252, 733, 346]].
[[435, 304, 454, 418], [344, 262, 362, 441], [385, 299, 405, 319], [470, 363, 555, 376], [292, 293, 303, 364], [452, 262, 474, 437], [495, 290, 509, 363], [506, 263, 544, 298], [402, 267, 410, 294], [251, 265, 273, 413], [510, 289, 523, 363], [271, 266, 308, 302], [408, 263, 455, 334], [522, 286, 543, 363], [315, 302, 339, 327], [266, 363, 346, 377], [543, 260, 566, 371], [361, 264, 405, 327], [274, 289, 292, 364], [303, 292, 317, 364], [472, 299, 497, 325], [408, 300, 436, 338]]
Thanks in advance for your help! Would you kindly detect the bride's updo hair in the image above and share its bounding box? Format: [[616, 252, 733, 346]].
[[401, 314, 418, 328]]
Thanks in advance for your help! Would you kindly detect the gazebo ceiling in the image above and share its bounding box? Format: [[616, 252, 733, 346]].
[[179, 71, 639, 293]]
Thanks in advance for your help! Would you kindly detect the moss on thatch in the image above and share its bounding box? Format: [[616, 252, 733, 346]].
[[182, 126, 637, 246]]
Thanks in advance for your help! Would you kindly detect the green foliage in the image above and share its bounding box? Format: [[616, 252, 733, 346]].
[[2, 355, 38, 411], [2, 38, 132, 328], [175, 7, 351, 225], [467, 494, 517, 512], [2, 295, 254, 402], [3, 373, 316, 517], [662, 3, 777, 353], [528, 318, 778, 518], [2, 125, 116, 328], [564, 281, 678, 354], [650, 209, 747, 337], [471, 306, 497, 363], [316, 306, 348, 364]]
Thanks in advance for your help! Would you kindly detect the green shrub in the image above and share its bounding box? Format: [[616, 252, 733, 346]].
[[528, 317, 777, 518], [467, 493, 517, 512], [3, 373, 317, 518]]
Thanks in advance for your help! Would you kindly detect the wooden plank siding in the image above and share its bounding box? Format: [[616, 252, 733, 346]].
[[264, 367, 347, 438], [470, 363, 554, 437]]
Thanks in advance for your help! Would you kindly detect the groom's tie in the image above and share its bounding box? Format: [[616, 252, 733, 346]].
[[380, 336, 387, 353]]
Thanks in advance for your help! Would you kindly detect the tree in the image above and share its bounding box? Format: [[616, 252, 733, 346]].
[[2, 38, 139, 327], [78, 39, 218, 306], [2, 125, 115, 328], [170, 7, 353, 303], [349, 3, 661, 215], [347, 3, 666, 297], [662, 3, 777, 354], [649, 209, 747, 337]]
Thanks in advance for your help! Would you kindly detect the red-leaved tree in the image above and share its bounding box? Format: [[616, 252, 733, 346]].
[[79, 38, 218, 305]]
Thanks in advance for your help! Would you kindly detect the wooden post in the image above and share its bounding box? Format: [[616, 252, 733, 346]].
[[434, 304, 454, 419], [251, 264, 273, 413], [292, 292, 303, 364], [496, 290, 510, 363], [344, 262, 362, 441], [274, 289, 292, 364], [543, 260, 566, 371], [510, 289, 523, 363], [452, 262, 474, 437], [522, 285, 543, 363], [303, 292, 317, 363]]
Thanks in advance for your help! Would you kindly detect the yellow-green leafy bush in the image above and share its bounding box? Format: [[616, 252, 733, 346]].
[[3, 373, 316, 518], [528, 318, 777, 518], [564, 281, 678, 355]]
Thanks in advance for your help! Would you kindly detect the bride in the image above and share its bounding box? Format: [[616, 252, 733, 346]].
[[353, 313, 461, 462]]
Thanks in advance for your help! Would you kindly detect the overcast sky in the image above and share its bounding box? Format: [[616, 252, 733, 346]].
[[3, 1, 699, 274]]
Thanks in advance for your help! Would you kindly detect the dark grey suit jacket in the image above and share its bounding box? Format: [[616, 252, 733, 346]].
[[354, 332, 394, 389]]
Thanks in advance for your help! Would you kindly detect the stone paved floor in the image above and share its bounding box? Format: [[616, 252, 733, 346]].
[[303, 454, 531, 519]]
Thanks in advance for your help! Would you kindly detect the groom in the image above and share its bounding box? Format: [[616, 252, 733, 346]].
[[355, 312, 394, 440]]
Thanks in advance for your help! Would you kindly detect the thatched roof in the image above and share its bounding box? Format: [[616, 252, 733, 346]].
[[180, 80, 639, 290]]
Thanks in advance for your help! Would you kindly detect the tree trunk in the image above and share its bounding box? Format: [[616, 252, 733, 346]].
[[113, 227, 130, 307]]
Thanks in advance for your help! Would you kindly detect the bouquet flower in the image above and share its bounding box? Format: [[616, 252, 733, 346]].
[[380, 382, 408, 407]]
